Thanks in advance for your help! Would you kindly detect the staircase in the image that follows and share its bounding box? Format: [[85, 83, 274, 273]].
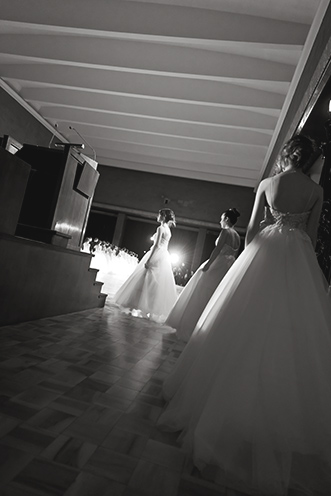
[[0, 233, 108, 326]]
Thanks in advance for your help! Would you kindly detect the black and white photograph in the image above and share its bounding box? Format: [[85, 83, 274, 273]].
[[0, 1, 331, 495]]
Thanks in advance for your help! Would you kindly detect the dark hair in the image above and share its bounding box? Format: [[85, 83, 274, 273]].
[[224, 208, 240, 226], [159, 208, 176, 227], [277, 134, 318, 174]]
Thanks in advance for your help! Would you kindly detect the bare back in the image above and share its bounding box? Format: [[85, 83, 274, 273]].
[[246, 170, 324, 248], [265, 171, 320, 214], [221, 228, 241, 254]]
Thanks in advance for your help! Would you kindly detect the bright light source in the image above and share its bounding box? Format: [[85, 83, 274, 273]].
[[170, 252, 180, 265], [329, 99, 331, 113]]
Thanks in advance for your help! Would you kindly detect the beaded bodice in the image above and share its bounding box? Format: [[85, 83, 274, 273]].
[[261, 207, 310, 232]]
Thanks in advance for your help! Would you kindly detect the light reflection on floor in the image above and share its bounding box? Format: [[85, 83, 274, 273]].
[[0, 271, 232, 496]]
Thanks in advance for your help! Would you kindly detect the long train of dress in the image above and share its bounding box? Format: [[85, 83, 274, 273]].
[[113, 230, 177, 323], [158, 210, 331, 496], [165, 232, 239, 342]]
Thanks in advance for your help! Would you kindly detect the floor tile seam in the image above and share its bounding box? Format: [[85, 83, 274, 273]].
[[125, 457, 183, 495], [27, 399, 92, 422], [5, 393, 64, 411], [37, 442, 99, 471], [138, 448, 189, 474], [22, 452, 82, 480], [181, 472, 230, 493], [1, 417, 62, 437], [36, 405, 84, 441]]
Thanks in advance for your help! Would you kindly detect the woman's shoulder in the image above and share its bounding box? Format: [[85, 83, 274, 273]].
[[219, 228, 234, 240], [311, 180, 323, 193], [219, 228, 240, 249], [257, 176, 272, 192], [311, 181, 323, 202]]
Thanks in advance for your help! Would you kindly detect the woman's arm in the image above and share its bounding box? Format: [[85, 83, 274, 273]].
[[202, 229, 228, 272], [245, 179, 268, 247], [145, 226, 162, 268], [306, 185, 323, 248]]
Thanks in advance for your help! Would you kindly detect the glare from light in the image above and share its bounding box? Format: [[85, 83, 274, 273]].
[[329, 99, 331, 113], [170, 252, 180, 265]]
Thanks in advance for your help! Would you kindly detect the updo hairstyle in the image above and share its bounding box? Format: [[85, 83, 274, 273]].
[[224, 208, 240, 226], [276, 135, 318, 174], [159, 208, 176, 227]]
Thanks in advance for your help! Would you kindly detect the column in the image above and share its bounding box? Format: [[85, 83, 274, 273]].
[[191, 227, 207, 272], [112, 212, 126, 247]]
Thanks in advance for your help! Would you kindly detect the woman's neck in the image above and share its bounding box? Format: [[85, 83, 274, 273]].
[[282, 165, 302, 174]]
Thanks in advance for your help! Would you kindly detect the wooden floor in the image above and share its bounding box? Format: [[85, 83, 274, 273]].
[[0, 293, 244, 496]]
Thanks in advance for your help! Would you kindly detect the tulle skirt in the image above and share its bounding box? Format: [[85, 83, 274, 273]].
[[165, 254, 235, 342], [158, 226, 331, 496], [113, 246, 177, 323]]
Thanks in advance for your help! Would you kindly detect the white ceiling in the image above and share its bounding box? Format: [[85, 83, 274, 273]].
[[0, 0, 328, 187]]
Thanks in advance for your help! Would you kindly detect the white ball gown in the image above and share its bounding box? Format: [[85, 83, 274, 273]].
[[113, 225, 177, 323], [158, 207, 331, 496], [165, 228, 240, 342]]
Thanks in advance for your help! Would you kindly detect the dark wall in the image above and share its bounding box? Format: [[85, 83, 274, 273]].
[[0, 88, 53, 146], [85, 212, 117, 243], [93, 165, 255, 228]]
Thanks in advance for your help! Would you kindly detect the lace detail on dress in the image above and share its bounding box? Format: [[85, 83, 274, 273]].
[[260, 207, 310, 232]]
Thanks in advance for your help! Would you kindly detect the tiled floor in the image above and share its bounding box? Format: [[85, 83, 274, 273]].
[[0, 296, 244, 496]]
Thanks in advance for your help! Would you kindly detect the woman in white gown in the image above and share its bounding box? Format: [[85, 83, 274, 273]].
[[113, 208, 177, 323], [158, 135, 331, 496], [165, 208, 241, 342]]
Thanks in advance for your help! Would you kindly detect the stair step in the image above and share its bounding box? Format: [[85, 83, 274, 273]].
[[97, 292, 108, 307], [88, 267, 99, 274], [93, 281, 103, 287]]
